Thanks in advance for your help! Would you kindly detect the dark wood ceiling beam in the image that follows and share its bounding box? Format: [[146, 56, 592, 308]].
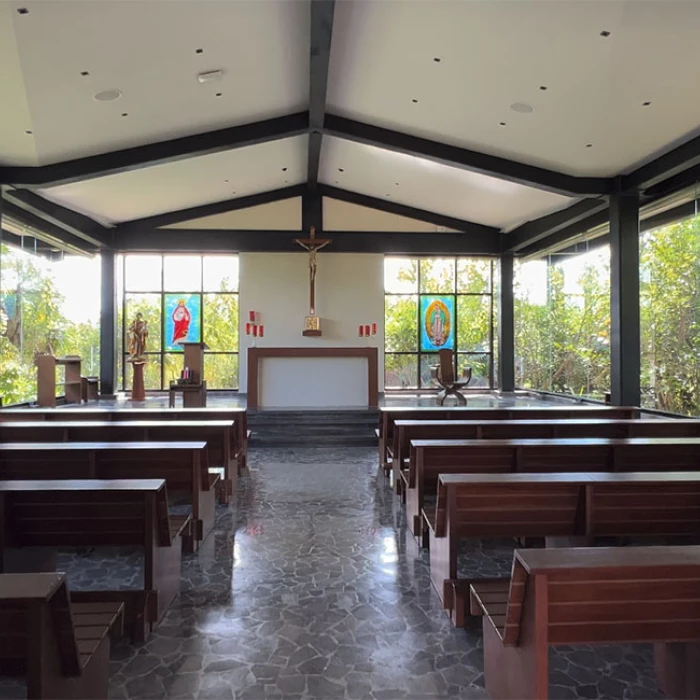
[[323, 115, 613, 197], [114, 228, 500, 255], [0, 112, 309, 188], [307, 0, 336, 189], [503, 198, 609, 252], [115, 184, 306, 233], [3, 188, 111, 247], [318, 184, 499, 236], [621, 132, 700, 193]]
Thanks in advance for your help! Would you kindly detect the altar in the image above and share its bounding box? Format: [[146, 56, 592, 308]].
[[247, 347, 379, 409]]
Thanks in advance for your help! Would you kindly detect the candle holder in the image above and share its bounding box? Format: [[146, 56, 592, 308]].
[[358, 322, 378, 341], [245, 312, 264, 345]]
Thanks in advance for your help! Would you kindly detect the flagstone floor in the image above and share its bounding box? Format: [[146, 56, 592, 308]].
[[0, 447, 663, 699]]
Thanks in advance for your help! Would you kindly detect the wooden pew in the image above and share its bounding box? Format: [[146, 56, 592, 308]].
[[470, 546, 700, 700], [0, 406, 249, 475], [377, 405, 639, 472], [0, 479, 189, 641], [406, 436, 700, 539], [0, 572, 124, 700], [0, 420, 237, 500], [0, 442, 215, 546], [427, 471, 700, 625], [392, 417, 700, 492]]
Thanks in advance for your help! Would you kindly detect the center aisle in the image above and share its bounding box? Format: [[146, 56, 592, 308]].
[[105, 447, 661, 700]]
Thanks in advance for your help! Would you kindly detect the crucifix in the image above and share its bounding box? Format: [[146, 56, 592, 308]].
[[294, 226, 332, 335]]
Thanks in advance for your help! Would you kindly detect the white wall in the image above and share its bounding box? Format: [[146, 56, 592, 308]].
[[239, 253, 384, 407]]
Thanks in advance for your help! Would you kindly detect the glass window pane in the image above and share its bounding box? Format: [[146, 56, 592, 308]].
[[384, 258, 418, 293], [459, 353, 491, 388], [164, 293, 201, 350], [420, 258, 455, 293], [385, 295, 417, 352], [385, 354, 418, 389], [203, 294, 239, 352], [203, 255, 239, 292], [457, 258, 491, 293], [124, 354, 162, 391], [163, 353, 182, 387], [420, 353, 440, 388], [125, 255, 162, 292], [163, 255, 202, 292], [124, 294, 161, 352], [457, 295, 491, 352], [204, 354, 239, 389]]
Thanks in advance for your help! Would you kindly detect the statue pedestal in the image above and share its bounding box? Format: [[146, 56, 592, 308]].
[[129, 361, 146, 401]]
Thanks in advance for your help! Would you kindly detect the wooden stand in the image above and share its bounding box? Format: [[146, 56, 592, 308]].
[[36, 355, 82, 408], [168, 343, 208, 408], [130, 361, 146, 401]]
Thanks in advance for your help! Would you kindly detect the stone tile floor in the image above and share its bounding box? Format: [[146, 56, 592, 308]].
[[0, 447, 664, 699]]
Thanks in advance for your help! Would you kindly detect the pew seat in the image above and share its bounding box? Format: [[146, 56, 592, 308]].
[[0, 572, 124, 699], [470, 546, 700, 700], [0, 479, 189, 641]]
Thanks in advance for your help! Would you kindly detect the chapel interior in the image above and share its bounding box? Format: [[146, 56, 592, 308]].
[[2, 2, 700, 699]]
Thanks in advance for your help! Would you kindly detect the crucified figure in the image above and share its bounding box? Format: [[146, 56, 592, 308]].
[[294, 226, 332, 314]]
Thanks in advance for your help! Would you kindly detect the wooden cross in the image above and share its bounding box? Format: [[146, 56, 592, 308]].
[[294, 226, 332, 314]]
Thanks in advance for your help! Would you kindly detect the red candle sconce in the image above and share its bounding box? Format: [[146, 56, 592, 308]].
[[358, 322, 378, 338], [245, 311, 264, 339]]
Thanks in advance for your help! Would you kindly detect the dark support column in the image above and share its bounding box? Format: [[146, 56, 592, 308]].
[[302, 190, 323, 233], [609, 192, 641, 406], [497, 253, 515, 392], [99, 250, 118, 396]]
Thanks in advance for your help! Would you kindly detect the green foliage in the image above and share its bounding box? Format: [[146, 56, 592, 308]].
[[384, 257, 495, 388], [0, 245, 99, 405], [640, 217, 700, 415], [514, 252, 611, 400]]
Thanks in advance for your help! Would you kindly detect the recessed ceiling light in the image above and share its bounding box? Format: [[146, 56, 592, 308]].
[[197, 70, 223, 84], [25, 130, 32, 135], [215, 92, 222, 98], [224, 179, 229, 183], [386, 194, 390, 197], [195, 48, 203, 54], [499, 122, 507, 126], [80, 71, 90, 77], [338, 168, 344, 172], [642, 101, 651, 107], [510, 102, 534, 114], [433, 57, 441, 63], [600, 30, 611, 37], [232, 191, 236, 195], [395, 182, 399, 186], [539, 86, 548, 91], [411, 98, 418, 104], [585, 143, 593, 148], [17, 7, 28, 14], [334, 180, 338, 184], [282, 167, 287, 172], [121, 113, 129, 117], [93, 89, 122, 102]]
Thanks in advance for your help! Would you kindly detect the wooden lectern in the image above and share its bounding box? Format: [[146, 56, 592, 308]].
[[36, 354, 82, 407], [169, 342, 208, 408]]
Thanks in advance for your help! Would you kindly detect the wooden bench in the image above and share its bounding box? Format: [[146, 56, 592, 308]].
[[0, 420, 237, 502], [0, 442, 214, 547], [427, 471, 700, 625], [0, 406, 249, 475], [0, 572, 124, 699], [406, 436, 700, 539], [392, 417, 700, 494], [470, 546, 700, 700], [378, 405, 639, 473], [0, 479, 189, 641]]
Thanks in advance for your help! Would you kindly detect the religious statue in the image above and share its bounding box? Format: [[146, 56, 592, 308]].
[[294, 226, 332, 319], [172, 299, 191, 344], [128, 312, 148, 360]]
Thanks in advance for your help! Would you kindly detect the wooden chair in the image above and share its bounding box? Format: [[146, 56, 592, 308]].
[[470, 546, 700, 700], [0, 572, 123, 699], [430, 349, 472, 405]]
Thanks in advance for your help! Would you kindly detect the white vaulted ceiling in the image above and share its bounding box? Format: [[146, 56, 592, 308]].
[[1, 0, 308, 166], [2, 0, 700, 234]]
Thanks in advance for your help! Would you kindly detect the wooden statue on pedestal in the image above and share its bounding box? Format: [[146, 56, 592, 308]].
[[127, 312, 148, 401]]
